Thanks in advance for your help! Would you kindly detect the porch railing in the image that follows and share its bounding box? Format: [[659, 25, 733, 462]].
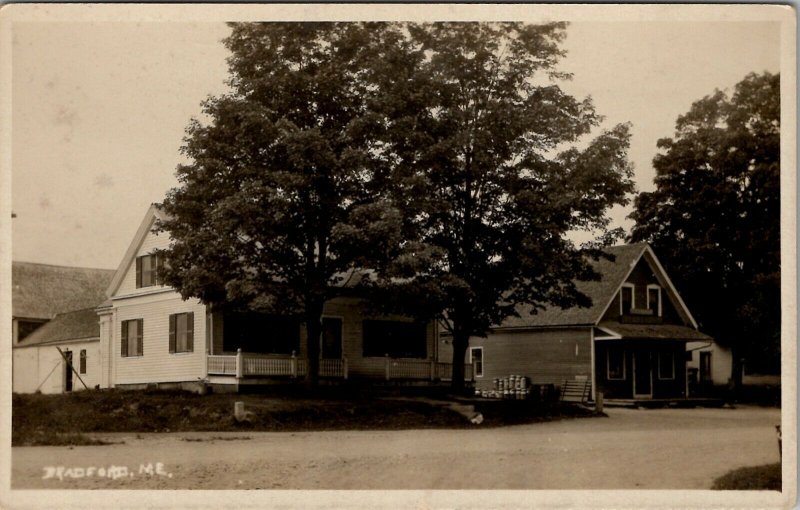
[[206, 350, 325, 379], [386, 356, 475, 382], [207, 355, 237, 375], [207, 349, 473, 382]]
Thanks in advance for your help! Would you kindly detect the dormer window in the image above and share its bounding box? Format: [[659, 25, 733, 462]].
[[620, 283, 635, 314], [136, 253, 164, 288], [647, 284, 662, 317]]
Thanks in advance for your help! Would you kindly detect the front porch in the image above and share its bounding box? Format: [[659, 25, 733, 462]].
[[207, 350, 475, 386]]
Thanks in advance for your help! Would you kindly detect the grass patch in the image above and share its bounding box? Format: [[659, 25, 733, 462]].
[[12, 389, 465, 444], [711, 463, 781, 491], [14, 430, 115, 447], [470, 399, 603, 427], [12, 388, 597, 445]]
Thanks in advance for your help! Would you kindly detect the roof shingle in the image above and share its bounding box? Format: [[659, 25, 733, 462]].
[[12, 262, 114, 319], [597, 322, 712, 342], [16, 308, 101, 346], [497, 243, 648, 328]]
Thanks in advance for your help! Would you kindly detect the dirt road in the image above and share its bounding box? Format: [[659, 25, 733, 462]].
[[11, 405, 781, 489]]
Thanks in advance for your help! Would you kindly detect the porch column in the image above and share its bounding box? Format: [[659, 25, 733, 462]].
[[235, 348, 243, 379]]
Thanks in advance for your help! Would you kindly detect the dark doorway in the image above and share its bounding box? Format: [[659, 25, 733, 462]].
[[321, 318, 343, 359], [633, 349, 652, 398], [64, 351, 73, 392]]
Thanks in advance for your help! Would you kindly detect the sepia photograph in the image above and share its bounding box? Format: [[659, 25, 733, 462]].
[[0, 4, 795, 509]]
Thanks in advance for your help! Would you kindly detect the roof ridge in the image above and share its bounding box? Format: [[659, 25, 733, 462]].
[[13, 260, 116, 272]]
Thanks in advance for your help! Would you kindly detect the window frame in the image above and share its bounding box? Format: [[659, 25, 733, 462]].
[[657, 351, 675, 380], [647, 284, 662, 317], [469, 346, 484, 378], [700, 351, 712, 382], [79, 349, 87, 374], [320, 316, 344, 359], [121, 318, 144, 358], [16, 319, 47, 342], [169, 312, 194, 354], [135, 253, 164, 289], [362, 319, 428, 359], [607, 348, 626, 380], [619, 283, 635, 315]]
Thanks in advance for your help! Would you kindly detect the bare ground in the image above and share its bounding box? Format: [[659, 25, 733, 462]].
[[12, 405, 781, 489]]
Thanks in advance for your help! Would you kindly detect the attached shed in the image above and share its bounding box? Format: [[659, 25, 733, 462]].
[[12, 308, 102, 393]]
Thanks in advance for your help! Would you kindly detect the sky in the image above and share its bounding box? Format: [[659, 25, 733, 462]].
[[10, 19, 782, 270]]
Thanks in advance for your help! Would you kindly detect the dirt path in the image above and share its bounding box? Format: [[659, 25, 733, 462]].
[[11, 406, 781, 489]]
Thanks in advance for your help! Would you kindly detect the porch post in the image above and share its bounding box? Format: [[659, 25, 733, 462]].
[[235, 348, 243, 380], [291, 350, 298, 378], [343, 357, 348, 380], [430, 359, 435, 381], [385, 353, 390, 381]]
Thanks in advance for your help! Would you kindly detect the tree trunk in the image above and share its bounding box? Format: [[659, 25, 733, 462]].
[[305, 301, 324, 389], [729, 342, 744, 399], [450, 329, 470, 392]]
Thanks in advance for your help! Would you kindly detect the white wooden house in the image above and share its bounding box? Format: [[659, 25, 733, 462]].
[[98, 205, 472, 392]]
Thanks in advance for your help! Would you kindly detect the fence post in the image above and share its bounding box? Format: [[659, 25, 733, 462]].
[[343, 357, 348, 380], [235, 348, 243, 379], [430, 359, 436, 381], [291, 350, 297, 378], [385, 353, 390, 381]]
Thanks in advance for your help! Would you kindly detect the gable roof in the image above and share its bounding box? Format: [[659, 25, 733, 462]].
[[12, 262, 114, 319], [107, 204, 168, 297], [495, 242, 698, 330], [15, 308, 101, 347]]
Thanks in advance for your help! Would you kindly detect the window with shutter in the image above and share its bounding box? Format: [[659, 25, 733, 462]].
[[121, 319, 143, 357], [136, 254, 163, 288], [170, 312, 194, 353]]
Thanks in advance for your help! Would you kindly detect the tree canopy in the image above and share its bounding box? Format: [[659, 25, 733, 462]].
[[157, 23, 402, 384], [158, 22, 636, 388], [351, 23, 635, 387], [630, 71, 780, 379]]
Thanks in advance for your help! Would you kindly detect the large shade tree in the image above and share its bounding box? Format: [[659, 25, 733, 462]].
[[630, 72, 781, 386], [344, 23, 636, 388], [157, 22, 402, 385]]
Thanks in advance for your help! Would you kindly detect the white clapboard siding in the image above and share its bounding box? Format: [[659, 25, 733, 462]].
[[116, 218, 172, 297], [113, 294, 206, 385], [319, 297, 437, 379]]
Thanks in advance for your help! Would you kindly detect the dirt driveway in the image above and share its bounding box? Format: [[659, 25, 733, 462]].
[[11, 405, 781, 489]]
